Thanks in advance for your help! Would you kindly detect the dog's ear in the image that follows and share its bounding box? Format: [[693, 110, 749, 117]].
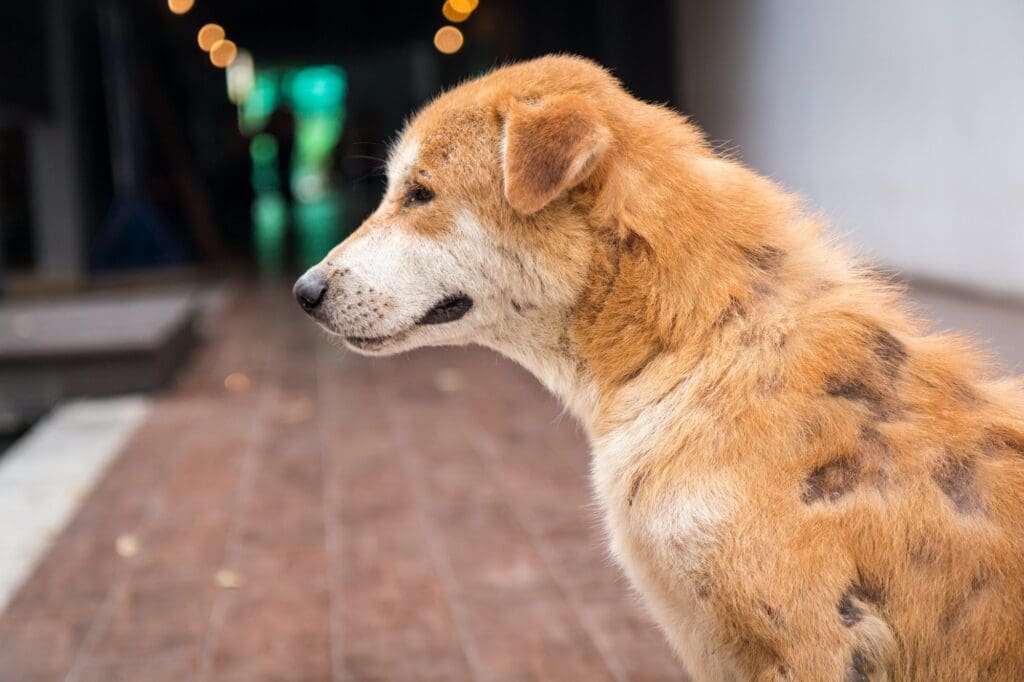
[[501, 94, 611, 215]]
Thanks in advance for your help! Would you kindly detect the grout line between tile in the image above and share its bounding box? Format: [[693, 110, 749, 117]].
[[316, 340, 347, 682], [195, 286, 286, 681], [460, 401, 629, 682], [375, 363, 487, 682], [63, 405, 212, 682]]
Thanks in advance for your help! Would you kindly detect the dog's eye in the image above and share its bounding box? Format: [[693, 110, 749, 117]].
[[404, 184, 434, 207]]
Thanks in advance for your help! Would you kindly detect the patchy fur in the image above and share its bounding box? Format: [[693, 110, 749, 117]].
[[298, 55, 1024, 681]]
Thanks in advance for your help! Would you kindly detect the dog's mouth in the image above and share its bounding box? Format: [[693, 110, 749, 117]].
[[344, 332, 409, 351], [344, 294, 473, 351], [416, 294, 474, 326]]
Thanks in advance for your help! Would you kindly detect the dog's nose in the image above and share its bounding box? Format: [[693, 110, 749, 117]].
[[293, 273, 328, 313]]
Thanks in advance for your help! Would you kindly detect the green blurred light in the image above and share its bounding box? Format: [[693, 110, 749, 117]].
[[295, 114, 343, 167], [250, 133, 278, 164], [240, 64, 349, 270], [240, 72, 278, 134], [253, 190, 288, 272], [251, 166, 279, 193], [294, 193, 343, 269], [289, 66, 347, 114]]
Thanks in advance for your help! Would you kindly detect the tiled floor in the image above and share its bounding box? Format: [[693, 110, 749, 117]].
[[0, 284, 683, 682]]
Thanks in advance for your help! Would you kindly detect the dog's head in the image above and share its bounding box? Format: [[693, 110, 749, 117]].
[[294, 56, 621, 356]]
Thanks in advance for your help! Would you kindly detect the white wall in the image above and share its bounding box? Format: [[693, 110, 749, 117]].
[[676, 0, 1024, 295]]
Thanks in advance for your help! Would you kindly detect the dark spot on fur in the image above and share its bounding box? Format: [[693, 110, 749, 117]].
[[838, 592, 862, 627], [752, 280, 776, 299], [511, 300, 524, 314], [760, 601, 784, 627], [825, 376, 902, 421], [940, 572, 989, 632], [627, 469, 648, 507], [859, 424, 885, 444], [741, 243, 785, 272], [853, 573, 886, 607], [838, 576, 884, 628], [988, 427, 1024, 458], [556, 330, 572, 356], [758, 366, 784, 394], [932, 456, 983, 515], [740, 322, 788, 349], [824, 327, 907, 420], [949, 379, 980, 405], [846, 650, 875, 682], [803, 457, 861, 504], [871, 328, 907, 377], [620, 344, 664, 384], [691, 575, 712, 600], [622, 230, 649, 254], [825, 377, 875, 402], [714, 296, 745, 328]]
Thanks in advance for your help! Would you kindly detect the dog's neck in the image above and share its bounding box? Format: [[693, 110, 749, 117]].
[[490, 147, 810, 440], [484, 310, 604, 436]]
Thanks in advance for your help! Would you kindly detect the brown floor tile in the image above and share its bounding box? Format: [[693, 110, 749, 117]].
[[0, 599, 102, 682], [90, 576, 217, 661], [204, 547, 332, 681], [75, 649, 201, 682], [133, 507, 233, 584]]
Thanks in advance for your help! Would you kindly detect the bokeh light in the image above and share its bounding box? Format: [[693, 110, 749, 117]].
[[197, 23, 225, 52], [442, 1, 470, 23], [434, 26, 464, 55], [448, 0, 479, 13], [239, 72, 278, 134], [210, 39, 238, 68], [225, 49, 255, 103], [167, 0, 195, 14]]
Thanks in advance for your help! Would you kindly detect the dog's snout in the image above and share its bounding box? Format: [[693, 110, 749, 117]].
[[293, 273, 328, 313]]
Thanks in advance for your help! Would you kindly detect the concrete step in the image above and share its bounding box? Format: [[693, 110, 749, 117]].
[[0, 291, 199, 423]]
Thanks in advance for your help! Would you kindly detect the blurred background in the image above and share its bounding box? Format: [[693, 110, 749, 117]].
[[0, 1, 1021, 680]]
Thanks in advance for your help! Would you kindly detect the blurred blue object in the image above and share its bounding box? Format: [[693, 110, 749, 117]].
[[89, 197, 188, 270]]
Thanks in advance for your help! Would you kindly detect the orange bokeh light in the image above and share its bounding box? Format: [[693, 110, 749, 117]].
[[448, 0, 478, 13], [433, 26, 464, 54], [168, 0, 195, 15], [442, 0, 470, 23], [197, 23, 225, 52], [210, 39, 238, 68]]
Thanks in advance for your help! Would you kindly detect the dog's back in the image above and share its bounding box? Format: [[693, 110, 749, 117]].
[[572, 58, 1024, 676]]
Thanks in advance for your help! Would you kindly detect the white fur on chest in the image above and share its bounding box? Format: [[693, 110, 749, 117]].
[[590, 391, 740, 682]]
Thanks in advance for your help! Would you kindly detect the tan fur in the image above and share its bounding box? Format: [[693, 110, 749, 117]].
[[303, 56, 1024, 681]]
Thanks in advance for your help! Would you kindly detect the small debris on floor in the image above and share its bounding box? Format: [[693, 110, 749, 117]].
[[224, 372, 252, 393], [434, 368, 463, 393], [114, 534, 138, 558], [215, 569, 243, 589]]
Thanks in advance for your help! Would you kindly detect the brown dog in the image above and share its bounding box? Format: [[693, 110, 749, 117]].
[[294, 55, 1024, 681]]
